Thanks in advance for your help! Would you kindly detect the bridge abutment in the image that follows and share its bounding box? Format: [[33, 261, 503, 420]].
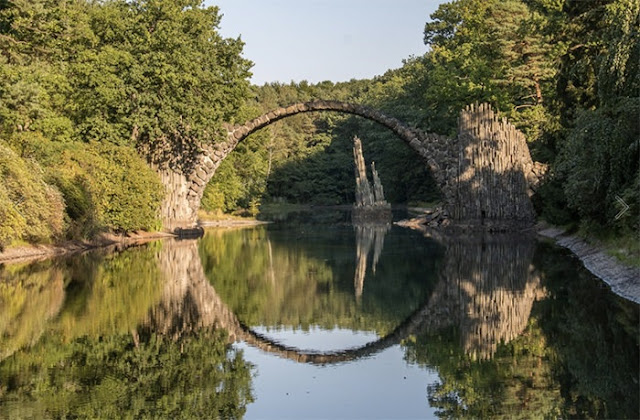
[[447, 103, 543, 229], [157, 168, 200, 231]]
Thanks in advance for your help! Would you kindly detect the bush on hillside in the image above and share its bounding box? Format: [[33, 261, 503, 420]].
[[48, 142, 163, 236], [0, 143, 65, 249]]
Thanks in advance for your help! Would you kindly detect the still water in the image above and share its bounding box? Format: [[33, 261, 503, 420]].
[[0, 210, 638, 419]]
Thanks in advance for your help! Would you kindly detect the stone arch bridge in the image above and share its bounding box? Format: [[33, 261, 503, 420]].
[[158, 101, 546, 230]]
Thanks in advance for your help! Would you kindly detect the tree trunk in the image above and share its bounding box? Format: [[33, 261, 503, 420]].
[[534, 77, 543, 104]]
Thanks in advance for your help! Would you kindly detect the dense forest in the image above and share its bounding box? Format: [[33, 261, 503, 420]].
[[0, 0, 638, 252]]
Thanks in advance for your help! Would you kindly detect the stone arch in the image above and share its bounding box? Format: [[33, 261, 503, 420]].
[[164, 100, 453, 229], [159, 101, 545, 230]]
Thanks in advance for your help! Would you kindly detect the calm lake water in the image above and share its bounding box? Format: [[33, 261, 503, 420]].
[[0, 210, 638, 419]]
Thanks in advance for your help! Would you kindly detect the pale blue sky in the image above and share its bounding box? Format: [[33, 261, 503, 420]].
[[205, 0, 445, 85]]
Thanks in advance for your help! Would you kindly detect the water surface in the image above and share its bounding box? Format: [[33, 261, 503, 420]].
[[0, 211, 637, 418]]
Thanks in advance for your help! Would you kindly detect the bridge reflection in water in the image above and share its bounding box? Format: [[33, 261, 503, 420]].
[[1, 225, 637, 418], [141, 228, 545, 364]]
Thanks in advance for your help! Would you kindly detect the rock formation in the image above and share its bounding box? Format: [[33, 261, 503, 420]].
[[352, 136, 392, 222], [353, 136, 375, 208]]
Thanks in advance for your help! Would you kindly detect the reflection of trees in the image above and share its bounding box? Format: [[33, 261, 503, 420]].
[[0, 244, 254, 419], [199, 226, 340, 329], [531, 243, 639, 419], [199, 226, 436, 334], [0, 248, 165, 363], [0, 262, 64, 361], [0, 330, 254, 419], [404, 234, 639, 419], [54, 248, 164, 340], [353, 222, 390, 300]]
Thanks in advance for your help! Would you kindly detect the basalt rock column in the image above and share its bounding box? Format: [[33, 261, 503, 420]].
[[141, 130, 213, 232], [353, 136, 375, 207], [352, 136, 391, 223], [157, 169, 198, 231], [371, 162, 386, 204], [451, 103, 543, 228]]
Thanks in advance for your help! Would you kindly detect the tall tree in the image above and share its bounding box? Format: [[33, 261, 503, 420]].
[[422, 0, 558, 139], [70, 0, 252, 157], [552, 0, 639, 231]]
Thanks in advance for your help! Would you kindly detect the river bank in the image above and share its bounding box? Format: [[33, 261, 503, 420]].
[[0, 219, 269, 264], [537, 225, 640, 304], [0, 231, 174, 264], [396, 209, 640, 304]]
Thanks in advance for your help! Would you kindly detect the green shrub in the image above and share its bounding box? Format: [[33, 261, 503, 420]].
[[47, 142, 163, 236], [202, 157, 245, 213], [84, 142, 163, 232], [0, 142, 65, 249], [558, 98, 639, 232], [1, 136, 162, 241], [0, 186, 26, 250]]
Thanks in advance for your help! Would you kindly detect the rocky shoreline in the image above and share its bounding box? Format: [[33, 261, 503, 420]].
[[537, 226, 640, 304]]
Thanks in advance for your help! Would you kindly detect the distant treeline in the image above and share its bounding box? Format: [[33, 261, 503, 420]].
[[0, 0, 637, 249]]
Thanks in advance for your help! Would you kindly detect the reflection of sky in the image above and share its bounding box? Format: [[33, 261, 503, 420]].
[[251, 326, 379, 352], [235, 327, 440, 419]]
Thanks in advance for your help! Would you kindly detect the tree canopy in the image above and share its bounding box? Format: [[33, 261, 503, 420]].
[[0, 0, 253, 245]]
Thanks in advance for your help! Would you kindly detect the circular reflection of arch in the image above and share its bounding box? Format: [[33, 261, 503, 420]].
[[235, 300, 437, 365], [149, 237, 543, 365], [148, 239, 440, 365]]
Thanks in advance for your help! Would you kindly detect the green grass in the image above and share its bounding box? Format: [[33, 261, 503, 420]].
[[197, 209, 258, 222], [578, 226, 640, 267], [602, 235, 640, 267]]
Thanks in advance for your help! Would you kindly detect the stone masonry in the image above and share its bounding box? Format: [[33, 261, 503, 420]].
[[158, 100, 546, 231]]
